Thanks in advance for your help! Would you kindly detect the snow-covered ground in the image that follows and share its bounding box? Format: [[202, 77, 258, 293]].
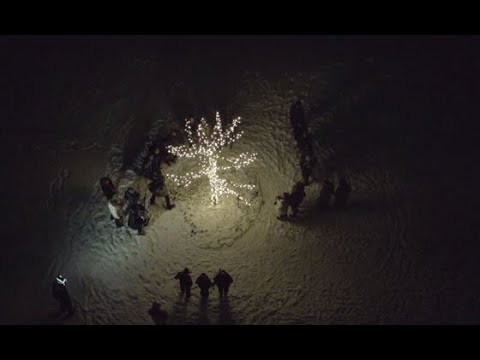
[[1, 37, 479, 324]]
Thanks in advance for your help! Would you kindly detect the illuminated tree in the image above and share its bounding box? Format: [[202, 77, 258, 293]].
[[166, 112, 257, 205]]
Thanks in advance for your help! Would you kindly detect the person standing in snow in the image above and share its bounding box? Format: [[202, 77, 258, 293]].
[[213, 269, 233, 297], [107, 198, 125, 227], [274, 192, 290, 221], [334, 177, 352, 209], [195, 273, 214, 298], [318, 178, 335, 209], [100, 176, 117, 200], [175, 268, 193, 298], [124, 187, 140, 210], [289, 181, 306, 218], [148, 302, 168, 325], [144, 147, 164, 180], [147, 173, 175, 210], [51, 275, 74, 317], [127, 203, 150, 235]]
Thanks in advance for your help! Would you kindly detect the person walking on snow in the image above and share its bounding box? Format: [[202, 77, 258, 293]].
[[274, 192, 290, 221], [289, 181, 306, 218], [195, 273, 214, 298], [51, 275, 74, 317], [175, 268, 193, 298], [213, 269, 233, 297]]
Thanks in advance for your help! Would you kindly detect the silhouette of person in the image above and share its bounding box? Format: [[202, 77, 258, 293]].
[[100, 176, 116, 200], [175, 268, 193, 298], [148, 302, 168, 325], [127, 203, 150, 235], [274, 193, 290, 221], [124, 187, 140, 210], [145, 147, 164, 180], [195, 273, 214, 298], [213, 269, 233, 297], [289, 181, 306, 218], [51, 275, 74, 317], [334, 178, 352, 209], [148, 174, 175, 210]]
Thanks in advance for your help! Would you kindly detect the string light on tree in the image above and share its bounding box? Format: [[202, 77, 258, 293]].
[[166, 112, 257, 205]]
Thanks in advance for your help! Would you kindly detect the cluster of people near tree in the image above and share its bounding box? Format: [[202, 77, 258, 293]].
[[99, 131, 181, 235], [274, 181, 307, 221], [274, 100, 353, 220], [54, 106, 351, 322], [101, 180, 152, 235]]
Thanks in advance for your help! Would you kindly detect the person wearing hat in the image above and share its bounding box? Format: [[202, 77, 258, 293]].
[[51, 275, 74, 316], [174, 268, 193, 298]]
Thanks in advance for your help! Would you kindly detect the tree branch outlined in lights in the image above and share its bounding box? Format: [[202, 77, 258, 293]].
[[166, 112, 257, 206]]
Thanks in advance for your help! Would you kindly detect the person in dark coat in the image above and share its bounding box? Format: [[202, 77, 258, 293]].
[[318, 178, 335, 209], [334, 177, 352, 209], [145, 147, 165, 179], [175, 268, 193, 298], [213, 269, 233, 297], [148, 174, 175, 210], [124, 187, 140, 210], [128, 203, 150, 235], [100, 177, 117, 200], [147, 302, 168, 325], [51, 275, 74, 316], [195, 273, 214, 298], [289, 181, 306, 218]]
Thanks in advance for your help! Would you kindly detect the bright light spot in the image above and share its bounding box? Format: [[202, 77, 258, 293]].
[[167, 112, 257, 205]]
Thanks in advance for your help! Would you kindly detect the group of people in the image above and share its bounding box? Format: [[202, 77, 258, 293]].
[[147, 268, 233, 325], [100, 140, 177, 235], [275, 100, 353, 220], [290, 99, 317, 186], [101, 179, 151, 235], [274, 181, 307, 221], [174, 268, 234, 299], [51, 268, 234, 324]]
